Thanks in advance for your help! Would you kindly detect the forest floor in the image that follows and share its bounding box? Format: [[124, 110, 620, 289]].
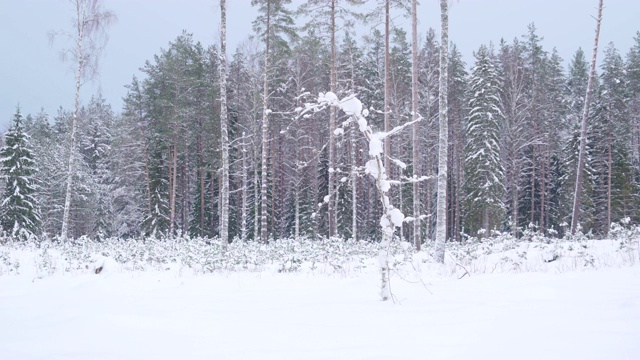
[[1, 255, 639, 360]]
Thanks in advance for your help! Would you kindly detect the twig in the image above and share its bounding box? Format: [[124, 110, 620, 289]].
[[449, 254, 470, 279]]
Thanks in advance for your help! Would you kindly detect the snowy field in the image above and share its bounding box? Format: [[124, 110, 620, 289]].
[[1, 234, 640, 360], [1, 266, 639, 359]]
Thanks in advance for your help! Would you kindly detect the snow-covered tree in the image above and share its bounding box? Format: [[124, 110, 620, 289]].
[[0, 108, 41, 238], [627, 32, 640, 169], [252, 0, 297, 242], [464, 45, 505, 237], [54, 0, 116, 239], [571, 0, 603, 235], [447, 44, 468, 242], [79, 96, 115, 238]]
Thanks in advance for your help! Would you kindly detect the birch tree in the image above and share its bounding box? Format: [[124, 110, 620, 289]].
[[433, 0, 448, 263], [219, 0, 230, 249], [571, 0, 603, 234], [410, 0, 420, 250], [55, 0, 116, 239]]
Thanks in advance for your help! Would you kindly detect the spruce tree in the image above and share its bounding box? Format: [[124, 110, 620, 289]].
[[447, 44, 468, 242], [463, 45, 505, 237], [562, 49, 597, 233], [0, 108, 41, 238], [626, 32, 640, 173]]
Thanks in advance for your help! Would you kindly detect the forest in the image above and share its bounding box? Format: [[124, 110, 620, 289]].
[[1, 0, 640, 249]]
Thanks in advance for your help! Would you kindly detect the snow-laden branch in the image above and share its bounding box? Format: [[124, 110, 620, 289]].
[[295, 91, 424, 301]]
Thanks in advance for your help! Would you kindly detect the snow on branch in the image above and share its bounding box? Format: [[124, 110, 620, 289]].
[[294, 91, 425, 301]]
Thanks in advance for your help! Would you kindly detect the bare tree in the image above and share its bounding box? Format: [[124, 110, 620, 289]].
[[434, 0, 448, 263], [384, 0, 391, 174], [219, 0, 230, 250], [410, 0, 421, 250], [252, 0, 273, 243], [571, 0, 604, 234], [328, 0, 338, 238], [54, 0, 116, 239]]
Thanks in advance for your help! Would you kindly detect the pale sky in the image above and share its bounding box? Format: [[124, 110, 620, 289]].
[[0, 0, 638, 130]]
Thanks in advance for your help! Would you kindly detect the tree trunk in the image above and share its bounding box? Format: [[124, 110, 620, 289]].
[[383, 0, 391, 175], [61, 2, 85, 239], [512, 168, 519, 237], [260, 0, 271, 243], [607, 133, 612, 234], [241, 132, 248, 242], [571, 0, 603, 234], [219, 0, 230, 249], [327, 0, 337, 238], [530, 145, 536, 226], [170, 138, 178, 235], [434, 0, 449, 263], [411, 0, 421, 251], [540, 153, 548, 233], [254, 151, 260, 241], [351, 121, 358, 241]]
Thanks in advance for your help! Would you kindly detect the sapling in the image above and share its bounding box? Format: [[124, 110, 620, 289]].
[[298, 91, 424, 301]]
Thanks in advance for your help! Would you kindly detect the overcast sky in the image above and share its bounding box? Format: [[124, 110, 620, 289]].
[[0, 0, 638, 130]]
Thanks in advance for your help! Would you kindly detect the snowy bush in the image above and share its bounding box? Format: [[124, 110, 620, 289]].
[[0, 225, 639, 278]]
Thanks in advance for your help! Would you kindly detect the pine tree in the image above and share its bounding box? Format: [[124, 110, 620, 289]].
[[111, 84, 147, 238], [0, 108, 41, 238], [464, 45, 505, 237], [541, 49, 569, 234], [498, 39, 531, 236], [626, 32, 640, 179], [417, 29, 440, 242], [562, 49, 597, 233], [252, 0, 297, 242], [595, 42, 638, 233], [80, 96, 115, 238], [447, 44, 468, 242], [28, 109, 68, 236]]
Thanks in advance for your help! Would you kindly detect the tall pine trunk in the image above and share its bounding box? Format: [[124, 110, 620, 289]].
[[169, 138, 178, 235], [434, 0, 449, 263], [571, 0, 603, 234]]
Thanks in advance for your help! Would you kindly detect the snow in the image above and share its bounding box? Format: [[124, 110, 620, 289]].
[[389, 207, 405, 227], [1, 265, 639, 359], [338, 96, 363, 116], [390, 157, 407, 170], [357, 116, 368, 132], [369, 134, 383, 156], [379, 178, 391, 192], [365, 159, 379, 178]]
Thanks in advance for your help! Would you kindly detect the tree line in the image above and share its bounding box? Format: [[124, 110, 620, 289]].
[[1, 0, 639, 245]]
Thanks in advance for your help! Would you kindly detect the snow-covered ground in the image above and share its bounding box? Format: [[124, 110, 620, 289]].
[[1, 263, 639, 359]]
